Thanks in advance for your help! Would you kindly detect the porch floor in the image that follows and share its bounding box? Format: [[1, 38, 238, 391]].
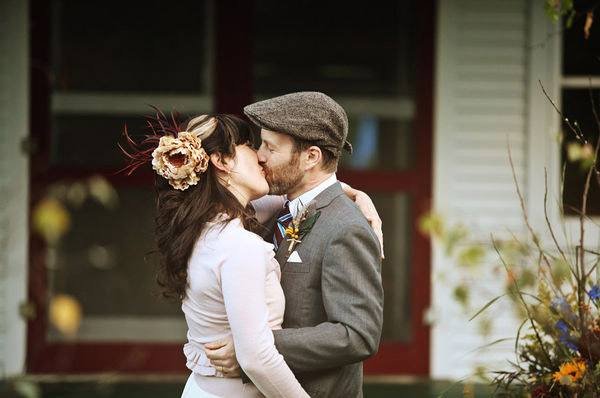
[[1, 377, 500, 397]]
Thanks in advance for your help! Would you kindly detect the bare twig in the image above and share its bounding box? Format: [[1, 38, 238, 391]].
[[508, 143, 561, 286], [544, 168, 575, 275], [492, 237, 555, 368], [539, 80, 586, 143]]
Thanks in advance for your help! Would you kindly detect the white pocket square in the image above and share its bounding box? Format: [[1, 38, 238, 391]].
[[288, 251, 302, 263]]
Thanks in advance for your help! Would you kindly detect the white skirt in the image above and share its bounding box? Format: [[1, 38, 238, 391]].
[[181, 373, 263, 398], [181, 373, 222, 398]]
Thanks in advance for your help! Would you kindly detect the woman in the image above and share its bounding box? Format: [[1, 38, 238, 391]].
[[121, 112, 380, 397]]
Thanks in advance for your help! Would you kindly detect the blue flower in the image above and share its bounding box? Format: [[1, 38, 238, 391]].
[[555, 319, 570, 334], [555, 318, 579, 351], [559, 334, 578, 351], [588, 284, 600, 300]]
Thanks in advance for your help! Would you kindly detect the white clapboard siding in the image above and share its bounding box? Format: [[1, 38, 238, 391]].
[[432, 0, 530, 379], [0, 0, 30, 376]]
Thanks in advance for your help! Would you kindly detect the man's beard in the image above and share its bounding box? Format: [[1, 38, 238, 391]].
[[264, 153, 304, 195]]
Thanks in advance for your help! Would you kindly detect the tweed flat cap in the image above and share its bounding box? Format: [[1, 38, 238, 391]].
[[243, 92, 352, 156]]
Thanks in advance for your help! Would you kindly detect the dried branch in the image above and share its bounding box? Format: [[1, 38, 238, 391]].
[[492, 236, 556, 368]]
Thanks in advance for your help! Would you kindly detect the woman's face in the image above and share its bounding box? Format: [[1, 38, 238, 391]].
[[229, 144, 269, 201]]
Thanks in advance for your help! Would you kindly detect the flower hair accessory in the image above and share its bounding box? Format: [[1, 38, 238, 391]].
[[150, 131, 209, 191], [119, 109, 217, 191]]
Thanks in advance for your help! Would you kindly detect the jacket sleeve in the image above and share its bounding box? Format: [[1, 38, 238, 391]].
[[273, 223, 384, 372], [221, 235, 308, 398]]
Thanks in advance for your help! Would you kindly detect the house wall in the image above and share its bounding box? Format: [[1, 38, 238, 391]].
[[0, 0, 30, 376], [0, 0, 570, 379], [432, 0, 561, 379], [433, 0, 527, 379]]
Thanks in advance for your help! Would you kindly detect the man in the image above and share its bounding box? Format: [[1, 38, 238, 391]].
[[207, 92, 384, 397]]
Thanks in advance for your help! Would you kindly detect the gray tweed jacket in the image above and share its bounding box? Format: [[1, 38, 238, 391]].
[[268, 182, 384, 398]]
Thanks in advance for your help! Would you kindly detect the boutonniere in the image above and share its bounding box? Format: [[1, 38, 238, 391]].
[[284, 202, 321, 255]]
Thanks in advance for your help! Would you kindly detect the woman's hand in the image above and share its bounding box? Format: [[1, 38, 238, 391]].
[[341, 183, 385, 259]]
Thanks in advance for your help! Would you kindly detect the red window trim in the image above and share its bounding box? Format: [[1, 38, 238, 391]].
[[27, 0, 435, 375], [356, 0, 435, 376]]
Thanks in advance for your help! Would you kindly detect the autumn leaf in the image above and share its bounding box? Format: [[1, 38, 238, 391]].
[[88, 175, 119, 209], [418, 211, 445, 238], [453, 284, 470, 307], [456, 245, 486, 268], [49, 294, 82, 337], [585, 11, 594, 40], [32, 198, 71, 244]]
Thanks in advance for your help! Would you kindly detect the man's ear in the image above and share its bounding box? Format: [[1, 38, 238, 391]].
[[210, 152, 231, 173], [303, 146, 323, 170]]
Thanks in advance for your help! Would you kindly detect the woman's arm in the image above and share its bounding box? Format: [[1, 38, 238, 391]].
[[220, 235, 308, 398], [251, 195, 286, 224], [340, 182, 385, 259]]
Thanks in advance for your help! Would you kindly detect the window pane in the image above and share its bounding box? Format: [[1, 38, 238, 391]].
[[561, 89, 600, 215], [562, 8, 600, 76], [51, 112, 207, 169], [252, 0, 417, 171], [52, 0, 208, 93], [340, 116, 413, 170], [253, 1, 415, 96], [371, 193, 413, 342], [49, 187, 175, 317], [44, 1, 213, 342], [51, 114, 147, 168]]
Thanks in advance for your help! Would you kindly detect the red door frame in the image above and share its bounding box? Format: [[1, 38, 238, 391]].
[[27, 0, 434, 375], [340, 0, 435, 376], [26, 0, 254, 373]]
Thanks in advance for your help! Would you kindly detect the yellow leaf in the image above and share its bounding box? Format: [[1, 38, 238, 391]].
[[585, 10, 594, 39], [418, 211, 445, 238], [453, 285, 470, 307], [49, 294, 82, 337], [32, 198, 71, 244], [551, 258, 572, 285], [456, 245, 486, 268], [567, 142, 583, 162], [444, 224, 469, 256], [66, 182, 87, 207], [88, 175, 119, 209]]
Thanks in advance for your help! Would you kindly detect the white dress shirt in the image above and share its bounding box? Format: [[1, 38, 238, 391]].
[[287, 173, 337, 218]]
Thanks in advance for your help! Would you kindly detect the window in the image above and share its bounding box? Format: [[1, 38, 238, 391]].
[[38, 0, 212, 348], [252, 0, 434, 374], [253, 0, 418, 343], [561, 8, 600, 215]]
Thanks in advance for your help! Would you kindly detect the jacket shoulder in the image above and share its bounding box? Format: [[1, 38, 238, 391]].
[[318, 194, 379, 244]]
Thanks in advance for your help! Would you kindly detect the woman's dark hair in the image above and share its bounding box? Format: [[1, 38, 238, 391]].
[[120, 111, 263, 300]]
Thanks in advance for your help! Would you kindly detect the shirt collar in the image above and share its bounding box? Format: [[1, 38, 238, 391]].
[[286, 173, 337, 218]]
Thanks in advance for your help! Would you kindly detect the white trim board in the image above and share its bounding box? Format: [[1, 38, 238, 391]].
[[0, 0, 30, 377], [47, 316, 187, 343], [431, 0, 530, 379], [52, 93, 214, 115]]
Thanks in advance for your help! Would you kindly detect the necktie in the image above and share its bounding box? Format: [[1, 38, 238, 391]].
[[273, 201, 292, 251]]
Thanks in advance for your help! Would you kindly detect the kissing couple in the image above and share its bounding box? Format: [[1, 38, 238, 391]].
[[122, 92, 384, 397]]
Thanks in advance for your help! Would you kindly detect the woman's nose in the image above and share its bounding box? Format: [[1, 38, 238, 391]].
[[257, 148, 267, 164]]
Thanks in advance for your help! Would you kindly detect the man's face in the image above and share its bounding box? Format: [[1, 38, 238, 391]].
[[257, 129, 304, 195]]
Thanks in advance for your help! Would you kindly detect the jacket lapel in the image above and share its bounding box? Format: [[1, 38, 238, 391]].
[[276, 237, 291, 270], [275, 182, 345, 270]]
